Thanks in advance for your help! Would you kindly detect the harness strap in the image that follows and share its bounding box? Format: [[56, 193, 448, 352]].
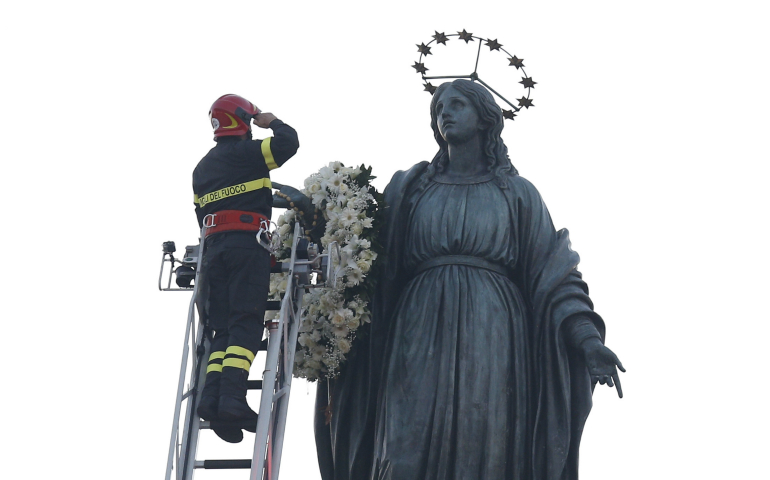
[[412, 255, 509, 278], [203, 210, 269, 237]]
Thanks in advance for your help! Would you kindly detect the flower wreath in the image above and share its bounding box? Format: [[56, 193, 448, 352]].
[[269, 162, 384, 381]]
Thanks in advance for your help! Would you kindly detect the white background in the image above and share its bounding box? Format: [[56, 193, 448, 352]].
[[1, 1, 768, 478]]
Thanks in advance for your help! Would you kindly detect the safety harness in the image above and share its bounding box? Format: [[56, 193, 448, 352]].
[[202, 209, 268, 233]]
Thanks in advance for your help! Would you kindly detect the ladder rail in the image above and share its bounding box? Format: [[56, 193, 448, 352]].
[[165, 226, 208, 480], [181, 301, 208, 480], [250, 222, 302, 480], [267, 287, 304, 480]]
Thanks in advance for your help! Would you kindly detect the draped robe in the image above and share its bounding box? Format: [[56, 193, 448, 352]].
[[315, 162, 605, 480]]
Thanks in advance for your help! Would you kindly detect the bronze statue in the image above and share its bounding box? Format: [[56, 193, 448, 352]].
[[310, 79, 624, 480]]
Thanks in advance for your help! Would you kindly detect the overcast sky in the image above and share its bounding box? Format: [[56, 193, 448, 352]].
[[2, 1, 769, 479]]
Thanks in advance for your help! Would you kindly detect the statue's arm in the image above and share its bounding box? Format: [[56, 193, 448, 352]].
[[513, 176, 625, 397], [272, 182, 326, 244]]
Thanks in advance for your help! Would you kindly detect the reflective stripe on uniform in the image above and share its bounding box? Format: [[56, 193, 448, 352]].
[[223, 358, 251, 371], [225, 346, 255, 362], [261, 137, 278, 171], [194, 178, 272, 207], [208, 351, 226, 362], [206, 350, 225, 374]]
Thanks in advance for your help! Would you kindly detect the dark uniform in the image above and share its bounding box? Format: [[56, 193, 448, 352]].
[[193, 119, 298, 429]]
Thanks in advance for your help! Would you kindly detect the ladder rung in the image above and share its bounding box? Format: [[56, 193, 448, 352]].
[[200, 419, 258, 430], [247, 380, 263, 390], [195, 459, 252, 469], [265, 300, 281, 311]]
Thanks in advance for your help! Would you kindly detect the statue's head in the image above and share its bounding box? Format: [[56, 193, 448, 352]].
[[430, 79, 503, 149], [426, 80, 516, 184]]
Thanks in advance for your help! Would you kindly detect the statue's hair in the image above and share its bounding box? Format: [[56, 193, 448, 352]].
[[421, 79, 517, 189]]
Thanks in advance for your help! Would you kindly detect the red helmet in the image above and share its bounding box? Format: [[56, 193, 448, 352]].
[[209, 94, 261, 138]]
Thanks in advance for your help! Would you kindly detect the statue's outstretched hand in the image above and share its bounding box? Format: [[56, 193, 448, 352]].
[[272, 182, 313, 213], [582, 338, 625, 398], [272, 182, 327, 245]]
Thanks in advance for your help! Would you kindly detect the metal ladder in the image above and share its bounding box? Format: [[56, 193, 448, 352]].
[[159, 222, 338, 480]]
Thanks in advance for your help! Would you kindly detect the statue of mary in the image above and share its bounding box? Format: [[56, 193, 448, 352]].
[[313, 79, 624, 480]]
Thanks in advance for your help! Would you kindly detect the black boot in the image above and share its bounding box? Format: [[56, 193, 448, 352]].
[[196, 371, 220, 421], [219, 367, 258, 432], [197, 370, 244, 443]]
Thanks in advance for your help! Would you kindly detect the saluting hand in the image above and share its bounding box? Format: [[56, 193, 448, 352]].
[[253, 112, 278, 129]]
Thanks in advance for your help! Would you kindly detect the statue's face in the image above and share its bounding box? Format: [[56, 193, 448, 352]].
[[435, 86, 481, 144]]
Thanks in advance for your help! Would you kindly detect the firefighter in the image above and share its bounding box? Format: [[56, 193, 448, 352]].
[[193, 94, 299, 443]]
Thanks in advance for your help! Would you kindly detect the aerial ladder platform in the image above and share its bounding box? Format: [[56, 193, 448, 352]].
[[159, 222, 337, 480]]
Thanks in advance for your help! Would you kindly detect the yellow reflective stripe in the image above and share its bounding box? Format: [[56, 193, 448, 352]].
[[223, 358, 251, 371], [208, 351, 225, 362], [194, 178, 273, 206], [206, 364, 223, 373], [261, 137, 278, 171], [226, 346, 255, 362]]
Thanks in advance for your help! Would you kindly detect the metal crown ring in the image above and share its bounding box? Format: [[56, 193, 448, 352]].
[[412, 30, 536, 121]]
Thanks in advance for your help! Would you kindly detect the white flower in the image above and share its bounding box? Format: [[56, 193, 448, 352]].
[[346, 317, 360, 330], [298, 333, 317, 348], [351, 223, 364, 235], [327, 174, 343, 192], [332, 325, 350, 337], [340, 208, 358, 228], [312, 189, 327, 207], [311, 346, 326, 361], [337, 338, 351, 354], [330, 309, 346, 326], [356, 259, 371, 273], [346, 268, 364, 286], [318, 166, 333, 179]]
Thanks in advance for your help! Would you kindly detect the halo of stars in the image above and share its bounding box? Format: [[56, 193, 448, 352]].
[[414, 30, 535, 121]]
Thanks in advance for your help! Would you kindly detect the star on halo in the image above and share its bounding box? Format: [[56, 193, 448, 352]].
[[502, 109, 517, 120], [458, 29, 474, 43], [412, 62, 428, 74], [416, 43, 432, 56], [508, 56, 525, 69], [485, 39, 503, 51], [423, 82, 437, 95], [519, 77, 537, 88], [432, 31, 449, 45], [517, 97, 534, 109]]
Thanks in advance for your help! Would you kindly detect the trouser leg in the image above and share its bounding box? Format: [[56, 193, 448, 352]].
[[196, 245, 244, 443], [218, 246, 269, 430], [197, 332, 228, 419]]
